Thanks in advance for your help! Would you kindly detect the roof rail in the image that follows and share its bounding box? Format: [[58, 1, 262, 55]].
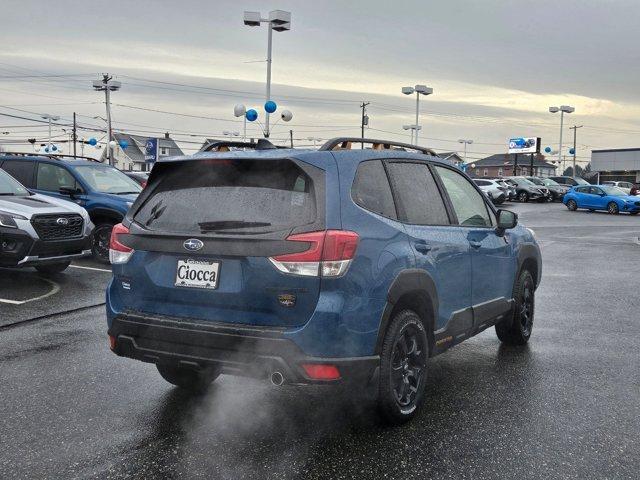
[[0, 151, 103, 162], [200, 138, 283, 152], [319, 137, 438, 156]]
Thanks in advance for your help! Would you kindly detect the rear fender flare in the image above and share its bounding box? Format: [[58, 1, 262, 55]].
[[374, 269, 439, 354]]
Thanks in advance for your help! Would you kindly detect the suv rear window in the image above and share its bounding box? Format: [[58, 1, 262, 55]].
[[134, 159, 322, 236], [351, 160, 396, 219]]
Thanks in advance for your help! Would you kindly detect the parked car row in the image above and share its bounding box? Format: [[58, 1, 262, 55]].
[[0, 153, 142, 267], [473, 175, 577, 204], [563, 184, 640, 215]]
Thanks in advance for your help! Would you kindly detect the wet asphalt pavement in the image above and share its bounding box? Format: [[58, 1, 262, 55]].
[[1, 202, 639, 479]]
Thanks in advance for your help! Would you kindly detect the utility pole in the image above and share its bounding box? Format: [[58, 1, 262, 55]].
[[570, 125, 583, 177], [513, 153, 518, 175], [289, 129, 294, 148], [92, 74, 121, 166], [360, 102, 370, 149], [72, 112, 77, 158]]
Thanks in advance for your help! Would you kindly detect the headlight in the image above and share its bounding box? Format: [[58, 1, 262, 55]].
[[0, 210, 27, 229]]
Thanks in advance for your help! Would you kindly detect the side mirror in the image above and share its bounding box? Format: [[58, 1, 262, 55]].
[[497, 209, 518, 233], [59, 186, 80, 197]]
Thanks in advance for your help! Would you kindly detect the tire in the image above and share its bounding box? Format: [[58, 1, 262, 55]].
[[91, 222, 115, 263], [607, 202, 619, 215], [588, 209, 595, 212], [518, 191, 529, 203], [377, 310, 429, 425], [496, 270, 535, 345], [566, 199, 578, 211], [630, 211, 639, 216], [156, 363, 220, 393], [35, 261, 71, 274]]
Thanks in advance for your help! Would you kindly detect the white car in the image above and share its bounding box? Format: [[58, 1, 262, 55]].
[[602, 181, 633, 194], [473, 179, 506, 204]]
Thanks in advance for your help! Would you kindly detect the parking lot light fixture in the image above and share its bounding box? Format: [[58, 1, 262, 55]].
[[549, 105, 574, 164], [403, 124, 421, 145], [41, 114, 60, 152], [243, 10, 291, 138], [458, 139, 473, 163], [402, 85, 433, 145]]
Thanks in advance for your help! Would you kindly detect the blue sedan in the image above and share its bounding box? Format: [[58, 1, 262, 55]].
[[563, 185, 640, 215]]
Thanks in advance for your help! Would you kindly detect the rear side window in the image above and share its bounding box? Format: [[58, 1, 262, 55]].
[[1, 160, 35, 187], [386, 162, 449, 225], [575, 186, 588, 193], [351, 160, 396, 219], [134, 159, 322, 236], [434, 166, 493, 227], [36, 163, 77, 192]]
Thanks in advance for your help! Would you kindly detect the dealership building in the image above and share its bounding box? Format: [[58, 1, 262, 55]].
[[591, 148, 640, 183]]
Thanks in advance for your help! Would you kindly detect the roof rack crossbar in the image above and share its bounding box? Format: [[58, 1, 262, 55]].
[[0, 151, 102, 162], [319, 137, 437, 156], [200, 138, 283, 152]]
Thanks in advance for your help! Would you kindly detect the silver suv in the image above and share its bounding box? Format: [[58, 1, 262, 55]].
[[0, 168, 93, 273]]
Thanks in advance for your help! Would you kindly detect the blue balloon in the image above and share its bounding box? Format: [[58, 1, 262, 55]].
[[88, 137, 97, 146], [119, 140, 129, 149], [569, 148, 575, 155], [544, 146, 552, 153], [246, 109, 258, 122], [51, 145, 57, 151], [264, 100, 277, 114], [44, 147, 50, 153]]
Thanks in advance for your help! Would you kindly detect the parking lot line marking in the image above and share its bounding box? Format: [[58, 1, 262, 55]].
[[0, 278, 60, 305], [69, 265, 112, 273], [0, 298, 25, 305]]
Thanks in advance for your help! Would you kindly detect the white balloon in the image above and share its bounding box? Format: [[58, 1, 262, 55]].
[[470, 163, 476, 169], [109, 140, 117, 147], [280, 110, 293, 122], [234, 104, 247, 117]]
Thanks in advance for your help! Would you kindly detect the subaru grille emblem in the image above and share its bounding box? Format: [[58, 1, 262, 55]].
[[183, 239, 204, 251], [56, 217, 69, 226]]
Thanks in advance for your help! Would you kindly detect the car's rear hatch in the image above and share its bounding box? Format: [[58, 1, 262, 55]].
[[118, 155, 326, 328]]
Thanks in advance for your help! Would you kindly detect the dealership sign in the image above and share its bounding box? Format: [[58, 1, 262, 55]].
[[508, 137, 540, 154], [144, 138, 158, 163]]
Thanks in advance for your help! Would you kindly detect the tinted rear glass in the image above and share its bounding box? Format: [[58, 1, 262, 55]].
[[1, 160, 35, 187], [134, 159, 321, 235], [351, 160, 396, 219]]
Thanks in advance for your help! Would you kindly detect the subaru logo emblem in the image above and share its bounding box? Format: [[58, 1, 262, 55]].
[[183, 238, 203, 251], [56, 217, 69, 226]]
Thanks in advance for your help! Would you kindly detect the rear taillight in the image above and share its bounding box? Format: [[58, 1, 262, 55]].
[[109, 223, 134, 264], [140, 181, 147, 189], [269, 230, 359, 277], [301, 363, 341, 380]]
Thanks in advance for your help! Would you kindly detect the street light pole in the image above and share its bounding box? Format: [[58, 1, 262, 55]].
[[458, 139, 473, 163], [549, 105, 574, 165], [41, 114, 60, 152], [244, 10, 291, 138], [402, 85, 433, 145]]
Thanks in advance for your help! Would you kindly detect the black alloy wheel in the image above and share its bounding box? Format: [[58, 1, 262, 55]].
[[496, 270, 535, 345], [518, 191, 529, 203], [378, 310, 428, 424], [566, 199, 578, 211], [607, 202, 619, 215], [92, 223, 114, 263]]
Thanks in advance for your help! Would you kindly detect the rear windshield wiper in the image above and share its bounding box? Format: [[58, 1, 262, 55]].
[[198, 220, 272, 232]]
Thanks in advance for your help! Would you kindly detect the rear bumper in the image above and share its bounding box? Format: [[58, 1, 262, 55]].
[[108, 311, 380, 386]]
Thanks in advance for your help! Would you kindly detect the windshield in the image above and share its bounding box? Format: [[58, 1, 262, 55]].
[[601, 186, 628, 196], [74, 165, 142, 194], [574, 177, 589, 185], [542, 178, 560, 186], [527, 177, 544, 185], [0, 169, 30, 196]]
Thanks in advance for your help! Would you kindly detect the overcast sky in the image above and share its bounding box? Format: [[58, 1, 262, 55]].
[[1, 0, 639, 162]]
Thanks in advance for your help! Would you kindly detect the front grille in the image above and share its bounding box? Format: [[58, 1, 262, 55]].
[[31, 214, 84, 241]]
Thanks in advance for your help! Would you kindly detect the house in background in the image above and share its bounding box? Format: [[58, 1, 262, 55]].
[[466, 153, 557, 178], [436, 152, 465, 167], [102, 132, 184, 171]]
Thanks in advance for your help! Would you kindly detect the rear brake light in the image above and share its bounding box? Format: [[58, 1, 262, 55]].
[[268, 230, 359, 277], [302, 364, 341, 380], [109, 223, 134, 264]]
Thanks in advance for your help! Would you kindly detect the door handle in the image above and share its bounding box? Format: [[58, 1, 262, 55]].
[[414, 242, 432, 254], [469, 240, 482, 249]]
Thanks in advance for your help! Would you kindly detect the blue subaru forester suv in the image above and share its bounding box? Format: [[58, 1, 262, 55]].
[[106, 138, 541, 424]]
